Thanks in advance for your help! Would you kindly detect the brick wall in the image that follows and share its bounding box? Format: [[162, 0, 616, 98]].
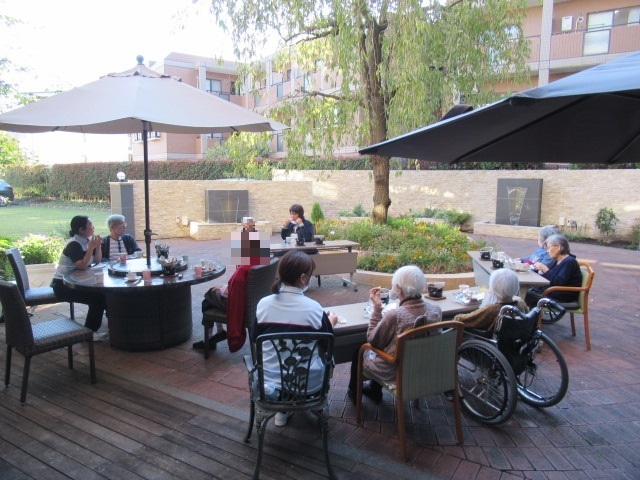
[[129, 180, 312, 240], [127, 169, 640, 240], [273, 169, 640, 240]]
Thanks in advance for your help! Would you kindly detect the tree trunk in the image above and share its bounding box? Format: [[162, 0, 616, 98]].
[[371, 155, 391, 224]]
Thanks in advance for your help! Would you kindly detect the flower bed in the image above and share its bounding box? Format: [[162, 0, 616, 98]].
[[315, 218, 485, 274]]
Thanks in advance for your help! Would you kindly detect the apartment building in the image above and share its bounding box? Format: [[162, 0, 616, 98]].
[[132, 0, 640, 162], [130, 52, 244, 161]]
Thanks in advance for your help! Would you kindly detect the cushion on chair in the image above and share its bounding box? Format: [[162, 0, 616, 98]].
[[23, 286, 60, 306], [17, 318, 93, 357]]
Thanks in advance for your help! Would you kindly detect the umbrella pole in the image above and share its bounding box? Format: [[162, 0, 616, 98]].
[[143, 122, 153, 268]]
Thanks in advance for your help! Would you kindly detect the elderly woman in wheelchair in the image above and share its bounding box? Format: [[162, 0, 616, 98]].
[[453, 268, 528, 331], [454, 269, 569, 425]]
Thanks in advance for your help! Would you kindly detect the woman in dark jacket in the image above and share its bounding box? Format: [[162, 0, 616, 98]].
[[280, 204, 314, 242], [525, 234, 582, 306]]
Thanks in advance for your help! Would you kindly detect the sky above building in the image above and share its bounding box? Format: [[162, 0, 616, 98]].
[[3, 0, 237, 93], [2, 0, 245, 164]]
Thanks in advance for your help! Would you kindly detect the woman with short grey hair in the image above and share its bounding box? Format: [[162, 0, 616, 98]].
[[346, 265, 441, 404], [101, 214, 142, 259], [526, 234, 582, 307], [521, 225, 560, 269], [454, 268, 528, 331]]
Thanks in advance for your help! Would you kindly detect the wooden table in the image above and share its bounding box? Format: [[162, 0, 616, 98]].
[[270, 240, 360, 290], [329, 290, 480, 363], [467, 250, 549, 297], [64, 260, 225, 351]]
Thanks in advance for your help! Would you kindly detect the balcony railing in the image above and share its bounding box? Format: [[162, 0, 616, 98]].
[[526, 23, 640, 63]]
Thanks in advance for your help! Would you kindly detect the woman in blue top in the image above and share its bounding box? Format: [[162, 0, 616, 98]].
[[525, 234, 582, 307], [51, 216, 107, 339], [521, 225, 559, 270]]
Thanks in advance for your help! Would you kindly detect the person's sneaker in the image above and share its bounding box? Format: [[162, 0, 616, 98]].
[[274, 412, 292, 427], [93, 332, 108, 342], [362, 382, 383, 403]]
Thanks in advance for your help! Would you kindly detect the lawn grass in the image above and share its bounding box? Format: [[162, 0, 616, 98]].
[[0, 204, 111, 240]]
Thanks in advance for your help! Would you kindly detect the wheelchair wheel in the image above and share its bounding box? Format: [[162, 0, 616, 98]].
[[516, 332, 569, 408], [458, 339, 517, 425]]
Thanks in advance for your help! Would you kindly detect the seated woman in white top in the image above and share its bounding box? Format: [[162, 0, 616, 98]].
[[254, 250, 338, 426]]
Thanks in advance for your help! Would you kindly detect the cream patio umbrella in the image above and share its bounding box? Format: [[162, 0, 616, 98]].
[[0, 56, 287, 266]]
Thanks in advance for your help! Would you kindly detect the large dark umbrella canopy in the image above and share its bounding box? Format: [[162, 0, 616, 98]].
[[0, 58, 287, 266], [359, 51, 640, 165]]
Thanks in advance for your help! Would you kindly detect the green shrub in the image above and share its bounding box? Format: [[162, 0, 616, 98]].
[[433, 209, 472, 228], [338, 203, 370, 217], [310, 202, 324, 224], [15, 234, 65, 265], [595, 207, 618, 241], [0, 236, 16, 280], [315, 218, 484, 274]]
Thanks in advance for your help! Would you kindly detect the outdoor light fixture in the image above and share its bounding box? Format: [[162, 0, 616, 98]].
[[116, 171, 126, 182]]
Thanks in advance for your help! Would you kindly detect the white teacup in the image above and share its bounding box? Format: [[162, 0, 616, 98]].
[[126, 272, 137, 281]]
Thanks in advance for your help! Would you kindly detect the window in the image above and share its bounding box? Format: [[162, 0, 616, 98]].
[[132, 131, 161, 142], [207, 133, 225, 146], [260, 78, 267, 89], [303, 74, 312, 92], [614, 6, 640, 26], [206, 79, 222, 93], [253, 92, 260, 108], [584, 7, 640, 56], [219, 93, 230, 101], [277, 83, 284, 98], [276, 134, 284, 152], [230, 81, 236, 94], [286, 69, 292, 81], [584, 11, 613, 55]]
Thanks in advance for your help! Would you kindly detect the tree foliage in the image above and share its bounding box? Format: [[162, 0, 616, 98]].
[[206, 131, 273, 179], [0, 132, 27, 167], [206, 0, 531, 222]]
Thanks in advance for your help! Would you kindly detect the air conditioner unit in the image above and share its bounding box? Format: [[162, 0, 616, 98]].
[[562, 16, 573, 32]]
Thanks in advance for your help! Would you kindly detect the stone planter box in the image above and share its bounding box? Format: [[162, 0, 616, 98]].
[[354, 269, 476, 291], [25, 263, 57, 288]]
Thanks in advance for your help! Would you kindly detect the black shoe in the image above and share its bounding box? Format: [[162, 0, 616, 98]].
[[444, 389, 463, 402], [212, 330, 227, 342], [192, 338, 218, 350], [362, 382, 383, 403]]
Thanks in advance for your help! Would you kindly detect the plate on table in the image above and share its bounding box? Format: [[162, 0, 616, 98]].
[[514, 264, 532, 272], [453, 292, 484, 305]]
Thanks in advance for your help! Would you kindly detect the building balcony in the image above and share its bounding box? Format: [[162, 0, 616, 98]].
[[527, 23, 640, 72]]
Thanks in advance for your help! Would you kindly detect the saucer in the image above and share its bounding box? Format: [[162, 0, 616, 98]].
[[425, 294, 446, 301], [125, 276, 140, 282]]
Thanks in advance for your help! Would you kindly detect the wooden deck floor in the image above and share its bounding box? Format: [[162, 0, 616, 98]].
[[0, 341, 431, 480]]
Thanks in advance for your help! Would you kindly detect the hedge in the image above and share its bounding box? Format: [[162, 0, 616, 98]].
[[2, 157, 372, 202]]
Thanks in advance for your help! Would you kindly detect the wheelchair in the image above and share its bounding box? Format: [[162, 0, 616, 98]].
[[456, 298, 569, 425]]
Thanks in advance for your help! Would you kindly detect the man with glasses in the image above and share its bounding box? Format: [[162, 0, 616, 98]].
[[101, 214, 142, 260]]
